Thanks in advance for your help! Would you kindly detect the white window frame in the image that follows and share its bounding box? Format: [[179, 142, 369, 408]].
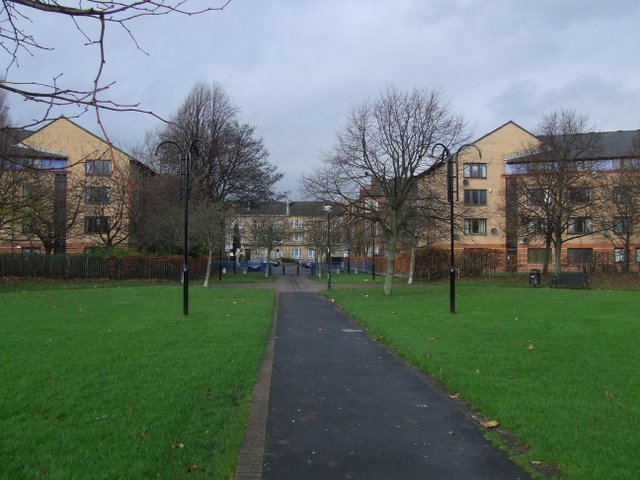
[[464, 218, 487, 235]]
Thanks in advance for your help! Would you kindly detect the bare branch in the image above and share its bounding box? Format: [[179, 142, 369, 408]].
[[1, 0, 232, 127]]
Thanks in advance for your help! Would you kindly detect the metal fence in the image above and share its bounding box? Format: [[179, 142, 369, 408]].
[[0, 255, 210, 280]]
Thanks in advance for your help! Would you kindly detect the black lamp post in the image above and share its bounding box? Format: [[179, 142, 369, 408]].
[[432, 143, 482, 314], [156, 140, 199, 316], [324, 204, 332, 290]]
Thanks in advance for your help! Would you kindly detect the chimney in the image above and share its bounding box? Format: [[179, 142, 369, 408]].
[[286, 199, 291, 216]]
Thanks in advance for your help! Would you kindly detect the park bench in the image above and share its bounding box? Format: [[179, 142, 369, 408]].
[[550, 271, 590, 289]]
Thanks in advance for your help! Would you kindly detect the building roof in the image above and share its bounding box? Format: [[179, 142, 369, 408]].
[[243, 200, 329, 217], [506, 129, 639, 164]]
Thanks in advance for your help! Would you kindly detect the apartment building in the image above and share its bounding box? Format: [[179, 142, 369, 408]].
[[424, 121, 640, 272], [233, 200, 331, 262], [0, 117, 142, 254]]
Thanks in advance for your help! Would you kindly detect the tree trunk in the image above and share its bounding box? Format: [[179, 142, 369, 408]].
[[265, 247, 272, 278], [203, 247, 213, 287], [407, 245, 416, 285], [554, 242, 562, 274], [624, 246, 631, 273], [542, 236, 552, 275], [384, 232, 397, 296]]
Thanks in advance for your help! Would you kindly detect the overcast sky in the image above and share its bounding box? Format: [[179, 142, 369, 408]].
[[8, 0, 640, 197]]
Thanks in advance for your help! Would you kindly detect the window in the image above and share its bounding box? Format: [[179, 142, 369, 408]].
[[527, 218, 548, 235], [307, 249, 315, 259], [613, 217, 632, 235], [527, 248, 546, 264], [463, 163, 487, 178], [567, 217, 592, 234], [614, 248, 626, 263], [85, 159, 111, 176], [613, 186, 630, 204], [22, 216, 39, 235], [292, 218, 303, 229], [21, 247, 40, 256], [463, 189, 487, 206], [84, 216, 110, 234], [85, 186, 111, 204], [568, 188, 592, 204], [567, 248, 593, 265], [365, 198, 379, 211], [292, 233, 302, 242], [636, 248, 640, 263], [464, 218, 487, 235], [527, 188, 550, 206], [23, 184, 38, 198], [292, 248, 302, 259]]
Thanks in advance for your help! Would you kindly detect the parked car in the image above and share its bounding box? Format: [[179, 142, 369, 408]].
[[246, 260, 263, 272], [262, 258, 280, 267], [300, 260, 316, 269]]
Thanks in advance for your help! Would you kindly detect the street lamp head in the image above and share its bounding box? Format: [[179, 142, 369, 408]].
[[323, 204, 333, 213]]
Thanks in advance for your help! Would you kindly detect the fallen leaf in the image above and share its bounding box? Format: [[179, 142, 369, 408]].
[[139, 430, 149, 439], [528, 343, 535, 350], [186, 464, 198, 473], [449, 393, 460, 400], [480, 420, 500, 429], [605, 390, 615, 400]]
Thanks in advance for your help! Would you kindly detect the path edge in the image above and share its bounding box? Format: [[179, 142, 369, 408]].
[[233, 291, 279, 480]]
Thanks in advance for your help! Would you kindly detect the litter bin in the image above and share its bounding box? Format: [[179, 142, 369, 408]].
[[529, 268, 541, 287]]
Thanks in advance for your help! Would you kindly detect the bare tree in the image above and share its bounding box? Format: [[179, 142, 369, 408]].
[[190, 200, 225, 287], [509, 109, 604, 274], [129, 172, 182, 253], [600, 132, 640, 272], [159, 82, 282, 205], [142, 82, 282, 264], [83, 164, 132, 248], [21, 171, 86, 254], [0, 91, 30, 237], [303, 86, 468, 295], [1, 1, 231, 128], [247, 216, 289, 278]]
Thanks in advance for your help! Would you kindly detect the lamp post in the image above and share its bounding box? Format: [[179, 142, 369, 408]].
[[156, 140, 199, 316], [432, 142, 482, 314], [324, 204, 332, 290]]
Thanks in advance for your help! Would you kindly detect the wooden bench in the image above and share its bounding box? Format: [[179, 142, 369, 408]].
[[550, 272, 590, 289]]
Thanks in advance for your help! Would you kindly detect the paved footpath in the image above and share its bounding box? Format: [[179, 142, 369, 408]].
[[236, 274, 531, 480]]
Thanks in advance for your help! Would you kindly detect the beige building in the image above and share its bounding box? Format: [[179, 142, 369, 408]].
[[233, 200, 330, 262], [425, 121, 640, 272], [0, 117, 141, 254]]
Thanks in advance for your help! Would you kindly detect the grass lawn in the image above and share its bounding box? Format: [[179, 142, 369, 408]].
[[0, 272, 274, 293], [0, 283, 275, 480], [327, 283, 640, 480]]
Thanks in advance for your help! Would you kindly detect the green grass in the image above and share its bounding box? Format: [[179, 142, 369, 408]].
[[327, 283, 640, 479], [0, 273, 274, 292], [0, 283, 275, 480]]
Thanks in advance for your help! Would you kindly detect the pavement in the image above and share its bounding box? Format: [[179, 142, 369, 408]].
[[235, 273, 532, 480]]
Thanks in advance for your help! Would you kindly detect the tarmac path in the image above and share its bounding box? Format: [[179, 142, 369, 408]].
[[236, 273, 531, 480]]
